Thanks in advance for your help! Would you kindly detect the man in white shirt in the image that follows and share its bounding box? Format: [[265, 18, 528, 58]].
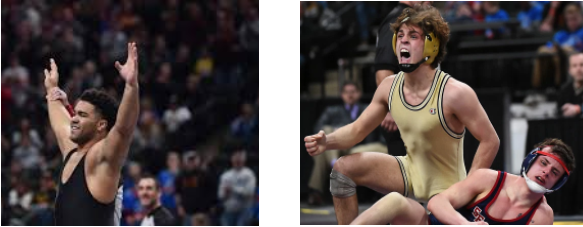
[[218, 150, 257, 226]]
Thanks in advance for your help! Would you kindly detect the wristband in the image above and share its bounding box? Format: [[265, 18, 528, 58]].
[[66, 104, 75, 117]]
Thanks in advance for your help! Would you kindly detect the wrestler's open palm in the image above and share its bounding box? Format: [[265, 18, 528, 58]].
[[115, 42, 139, 86], [44, 58, 59, 90], [305, 130, 327, 156], [468, 221, 489, 225]]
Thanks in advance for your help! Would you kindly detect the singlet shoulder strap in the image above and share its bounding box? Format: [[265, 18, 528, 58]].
[[465, 170, 506, 209], [488, 171, 507, 200], [387, 72, 402, 112], [63, 148, 78, 164]]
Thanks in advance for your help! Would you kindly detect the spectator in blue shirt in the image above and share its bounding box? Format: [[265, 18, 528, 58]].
[[157, 151, 181, 215], [483, 1, 510, 39], [230, 103, 258, 148], [534, 3, 583, 88], [549, 3, 583, 52], [122, 162, 144, 225], [517, 1, 546, 31]]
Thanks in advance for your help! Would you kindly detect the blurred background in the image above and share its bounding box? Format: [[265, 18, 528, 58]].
[[2, 0, 258, 225], [300, 1, 583, 224]]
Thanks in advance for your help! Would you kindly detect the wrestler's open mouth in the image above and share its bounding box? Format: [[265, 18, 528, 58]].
[[400, 49, 411, 63]]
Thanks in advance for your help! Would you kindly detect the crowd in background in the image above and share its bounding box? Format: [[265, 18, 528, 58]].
[[301, 1, 583, 93], [2, 0, 259, 225]]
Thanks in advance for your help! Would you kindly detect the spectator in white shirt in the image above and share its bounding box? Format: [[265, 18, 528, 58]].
[[162, 96, 192, 133], [218, 150, 256, 226]]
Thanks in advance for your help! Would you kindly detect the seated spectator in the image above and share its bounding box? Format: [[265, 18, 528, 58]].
[[549, 3, 583, 52], [2, 56, 29, 84], [33, 171, 57, 208], [135, 110, 165, 151], [557, 52, 583, 117], [30, 170, 57, 225], [12, 118, 42, 150], [152, 62, 178, 110], [443, 2, 475, 23], [54, 27, 84, 66], [82, 60, 103, 89], [218, 150, 256, 226], [195, 48, 214, 78], [175, 151, 217, 225], [483, 1, 510, 39], [150, 34, 172, 67], [64, 66, 85, 100], [230, 103, 258, 148], [157, 151, 181, 215], [163, 95, 192, 134], [183, 73, 205, 110], [174, 44, 193, 83], [3, 62, 32, 111], [116, 1, 141, 31], [533, 3, 583, 88], [307, 81, 387, 205], [8, 181, 33, 224], [239, 4, 259, 54], [517, 1, 545, 32], [539, 1, 570, 32], [12, 134, 42, 170], [122, 162, 144, 225], [100, 22, 128, 62]]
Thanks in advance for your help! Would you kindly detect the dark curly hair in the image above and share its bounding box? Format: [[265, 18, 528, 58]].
[[79, 88, 118, 131], [138, 173, 161, 191], [534, 138, 576, 172], [390, 4, 450, 69]]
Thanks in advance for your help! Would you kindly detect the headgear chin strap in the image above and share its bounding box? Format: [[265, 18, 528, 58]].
[[398, 57, 427, 73], [522, 168, 554, 194], [521, 146, 570, 194]]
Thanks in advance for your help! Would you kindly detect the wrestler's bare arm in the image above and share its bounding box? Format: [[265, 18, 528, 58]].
[[445, 79, 500, 175], [325, 76, 395, 150], [99, 42, 140, 173], [44, 58, 77, 157], [427, 169, 497, 225]]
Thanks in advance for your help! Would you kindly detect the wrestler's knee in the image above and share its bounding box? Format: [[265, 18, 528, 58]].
[[332, 153, 364, 178], [380, 192, 408, 211], [330, 153, 365, 197]]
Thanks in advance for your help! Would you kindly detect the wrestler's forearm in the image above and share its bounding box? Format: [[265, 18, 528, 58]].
[[47, 98, 72, 130], [113, 83, 139, 135], [46, 89, 74, 150], [427, 195, 468, 225], [468, 138, 499, 175], [326, 123, 364, 150]]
